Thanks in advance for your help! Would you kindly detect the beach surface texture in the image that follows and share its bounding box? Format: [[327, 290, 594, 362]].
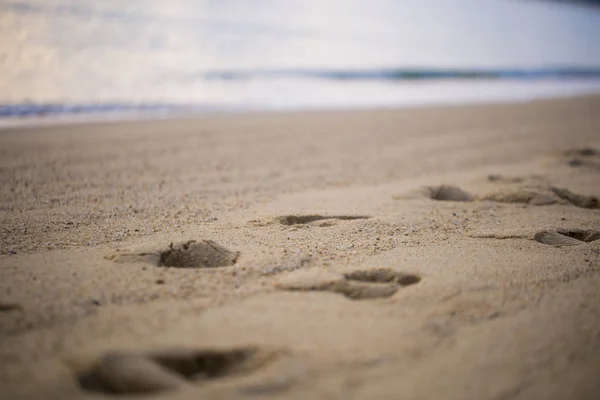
[[1, 95, 600, 399]]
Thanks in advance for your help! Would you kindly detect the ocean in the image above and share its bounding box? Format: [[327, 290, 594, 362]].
[[2, 0, 600, 120]]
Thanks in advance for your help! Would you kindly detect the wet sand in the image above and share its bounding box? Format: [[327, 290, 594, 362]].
[[1, 95, 600, 399]]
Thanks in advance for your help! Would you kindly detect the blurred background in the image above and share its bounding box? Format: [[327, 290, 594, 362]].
[[1, 0, 600, 118]]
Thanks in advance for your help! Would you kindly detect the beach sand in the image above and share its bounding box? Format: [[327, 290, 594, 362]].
[[1, 95, 599, 399]]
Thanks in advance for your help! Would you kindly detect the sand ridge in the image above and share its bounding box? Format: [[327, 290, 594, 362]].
[[1, 96, 600, 399]]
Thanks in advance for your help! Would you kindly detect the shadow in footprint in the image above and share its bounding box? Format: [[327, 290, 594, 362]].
[[427, 185, 474, 202], [276, 268, 421, 300], [276, 215, 370, 226], [77, 347, 274, 395], [534, 229, 600, 247], [106, 240, 239, 268]]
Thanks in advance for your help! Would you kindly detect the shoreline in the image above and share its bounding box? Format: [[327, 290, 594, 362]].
[[1, 94, 599, 399], [2, 87, 600, 131]]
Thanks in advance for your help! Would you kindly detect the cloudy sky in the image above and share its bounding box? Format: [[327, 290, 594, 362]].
[[1, 0, 599, 102]]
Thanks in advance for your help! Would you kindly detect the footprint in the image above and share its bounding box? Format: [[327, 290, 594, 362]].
[[551, 187, 599, 209], [566, 148, 599, 157], [343, 269, 421, 286], [534, 229, 600, 247], [487, 174, 524, 184], [276, 214, 370, 226], [481, 186, 598, 209], [427, 185, 474, 202], [564, 147, 600, 171], [106, 240, 239, 268], [482, 190, 557, 206], [567, 158, 600, 170], [275, 267, 421, 300], [0, 302, 22, 312], [77, 347, 275, 395], [78, 353, 186, 394]]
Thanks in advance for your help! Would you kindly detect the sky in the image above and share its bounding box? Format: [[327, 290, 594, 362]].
[[1, 0, 600, 69], [1, 0, 600, 103]]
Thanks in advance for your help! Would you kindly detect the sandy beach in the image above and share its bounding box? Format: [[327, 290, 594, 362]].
[[1, 95, 600, 399]]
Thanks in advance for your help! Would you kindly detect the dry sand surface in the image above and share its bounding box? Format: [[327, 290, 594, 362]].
[[1, 95, 600, 399]]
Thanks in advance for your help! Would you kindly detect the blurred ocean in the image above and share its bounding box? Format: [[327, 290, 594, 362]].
[[2, 0, 600, 119]]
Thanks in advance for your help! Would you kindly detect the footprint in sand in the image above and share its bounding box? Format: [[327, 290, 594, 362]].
[[567, 148, 599, 157], [427, 185, 475, 202], [550, 187, 599, 209], [77, 347, 276, 395], [482, 186, 597, 209], [249, 214, 371, 227], [481, 189, 558, 206], [423, 175, 598, 209], [486, 174, 525, 184], [106, 240, 239, 268], [565, 147, 600, 171], [276, 214, 370, 226], [275, 267, 421, 300], [534, 229, 600, 247], [0, 302, 22, 312]]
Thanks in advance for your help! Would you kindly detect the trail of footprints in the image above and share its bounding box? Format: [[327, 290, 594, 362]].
[[427, 184, 598, 209], [89, 214, 413, 395], [428, 147, 600, 209], [77, 147, 598, 395], [427, 147, 600, 245]]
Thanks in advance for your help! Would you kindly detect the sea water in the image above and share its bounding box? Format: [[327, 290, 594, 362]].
[[1, 0, 600, 119]]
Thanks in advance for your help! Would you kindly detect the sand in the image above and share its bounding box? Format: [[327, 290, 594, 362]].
[[1, 95, 600, 399]]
